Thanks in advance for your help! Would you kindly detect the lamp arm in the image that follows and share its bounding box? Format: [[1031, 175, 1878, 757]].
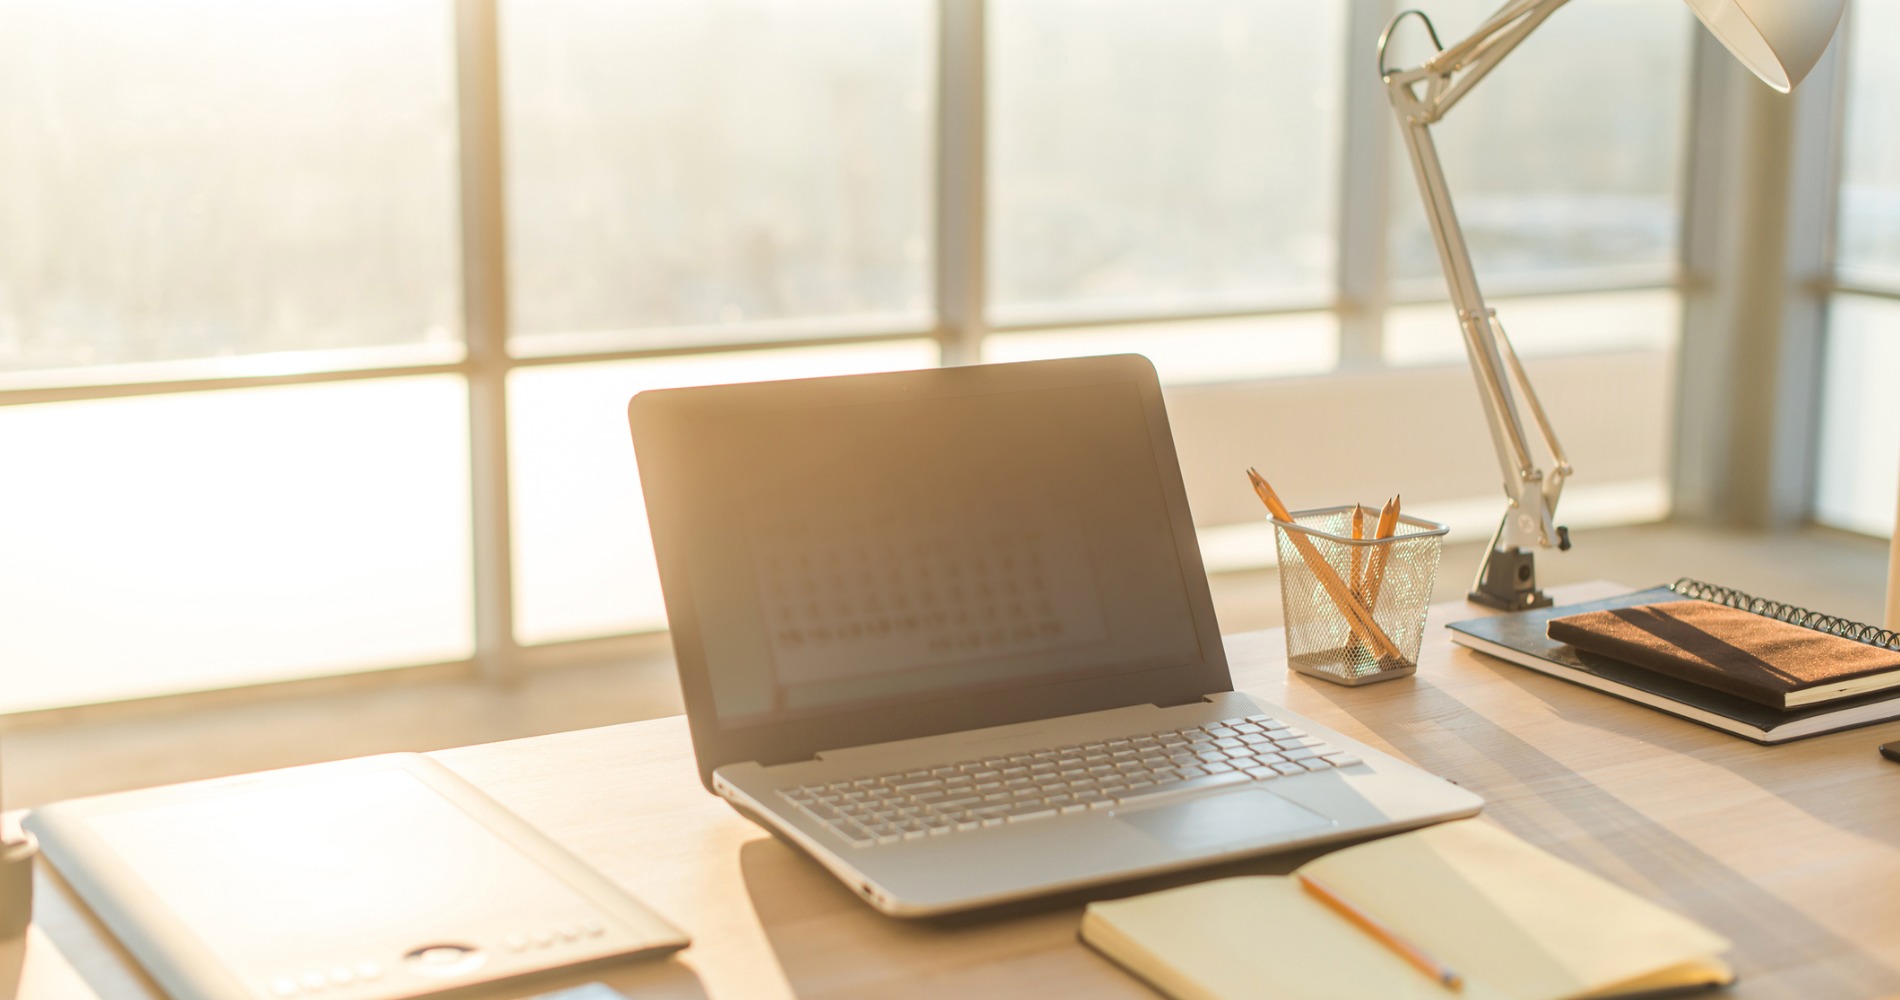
[[1493, 311, 1573, 521], [1381, 0, 1575, 609], [1381, 1, 1568, 122]]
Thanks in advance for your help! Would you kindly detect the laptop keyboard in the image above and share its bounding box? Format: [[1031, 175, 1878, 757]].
[[779, 713, 1362, 847]]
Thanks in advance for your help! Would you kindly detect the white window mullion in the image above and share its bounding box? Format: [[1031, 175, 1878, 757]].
[[934, 0, 988, 366], [1336, 0, 1396, 368], [454, 0, 521, 679]]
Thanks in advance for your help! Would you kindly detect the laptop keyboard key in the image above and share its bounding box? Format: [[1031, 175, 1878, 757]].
[[1007, 807, 1058, 823]]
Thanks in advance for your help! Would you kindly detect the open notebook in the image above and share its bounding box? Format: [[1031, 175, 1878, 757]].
[[1082, 819, 1730, 1000]]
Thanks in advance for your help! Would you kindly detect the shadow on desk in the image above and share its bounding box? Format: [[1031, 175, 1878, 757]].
[[1, 934, 21, 1000], [1452, 652, 1900, 847], [1289, 667, 1900, 998], [734, 824, 1373, 999]]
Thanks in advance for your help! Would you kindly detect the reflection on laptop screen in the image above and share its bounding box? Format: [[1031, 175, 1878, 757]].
[[670, 376, 1204, 729]]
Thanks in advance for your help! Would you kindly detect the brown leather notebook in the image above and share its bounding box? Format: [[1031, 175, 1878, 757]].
[[1547, 599, 1900, 710]]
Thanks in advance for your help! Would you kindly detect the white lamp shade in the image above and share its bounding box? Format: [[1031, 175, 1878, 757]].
[[1682, 0, 1847, 93]]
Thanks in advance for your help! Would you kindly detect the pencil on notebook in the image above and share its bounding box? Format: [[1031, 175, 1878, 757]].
[[1247, 470, 1404, 662], [1298, 873, 1464, 991]]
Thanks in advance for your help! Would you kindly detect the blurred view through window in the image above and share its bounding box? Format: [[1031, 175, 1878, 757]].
[[501, 0, 933, 351], [990, 0, 1343, 322], [0, 0, 460, 376]]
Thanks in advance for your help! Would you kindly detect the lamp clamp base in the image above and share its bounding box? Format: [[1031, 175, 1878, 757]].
[[1468, 544, 1553, 611]]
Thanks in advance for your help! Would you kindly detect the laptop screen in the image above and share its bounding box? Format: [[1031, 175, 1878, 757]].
[[633, 356, 1229, 776]]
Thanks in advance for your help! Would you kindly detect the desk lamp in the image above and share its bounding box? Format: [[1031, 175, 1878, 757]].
[[1380, 0, 1845, 610]]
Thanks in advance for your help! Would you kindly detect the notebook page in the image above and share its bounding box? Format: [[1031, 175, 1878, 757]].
[[1300, 820, 1730, 1000]]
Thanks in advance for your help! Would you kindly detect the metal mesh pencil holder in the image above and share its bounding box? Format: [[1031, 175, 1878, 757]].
[[1272, 506, 1448, 686]]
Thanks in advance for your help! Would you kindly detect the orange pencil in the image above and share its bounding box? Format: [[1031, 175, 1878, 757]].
[[1365, 495, 1402, 611], [1299, 873, 1464, 991], [1349, 504, 1367, 599], [1375, 495, 1400, 541]]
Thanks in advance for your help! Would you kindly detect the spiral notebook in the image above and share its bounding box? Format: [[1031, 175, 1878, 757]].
[[1447, 579, 1900, 744]]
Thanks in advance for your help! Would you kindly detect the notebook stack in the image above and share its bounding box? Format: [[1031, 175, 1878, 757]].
[[1447, 580, 1900, 744]]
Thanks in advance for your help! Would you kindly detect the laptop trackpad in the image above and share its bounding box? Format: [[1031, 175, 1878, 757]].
[[1117, 790, 1335, 853]]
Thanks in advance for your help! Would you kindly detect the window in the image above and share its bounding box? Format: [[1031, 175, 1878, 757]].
[[1818, 0, 1900, 538], [0, 378, 471, 712], [0, 0, 459, 378], [0, 0, 1700, 713], [0, 0, 466, 714], [989, 1, 1342, 322], [500, 0, 934, 352], [497, 0, 940, 647]]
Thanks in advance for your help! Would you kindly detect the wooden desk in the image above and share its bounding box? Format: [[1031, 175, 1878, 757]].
[[16, 584, 1900, 1000]]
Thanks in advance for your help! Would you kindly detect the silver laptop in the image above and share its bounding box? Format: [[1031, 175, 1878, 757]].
[[629, 354, 1480, 917]]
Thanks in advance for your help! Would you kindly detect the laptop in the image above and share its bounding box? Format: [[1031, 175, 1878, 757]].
[[628, 354, 1481, 917]]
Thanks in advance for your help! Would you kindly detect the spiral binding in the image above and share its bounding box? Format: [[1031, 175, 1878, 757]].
[[1669, 577, 1900, 651]]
